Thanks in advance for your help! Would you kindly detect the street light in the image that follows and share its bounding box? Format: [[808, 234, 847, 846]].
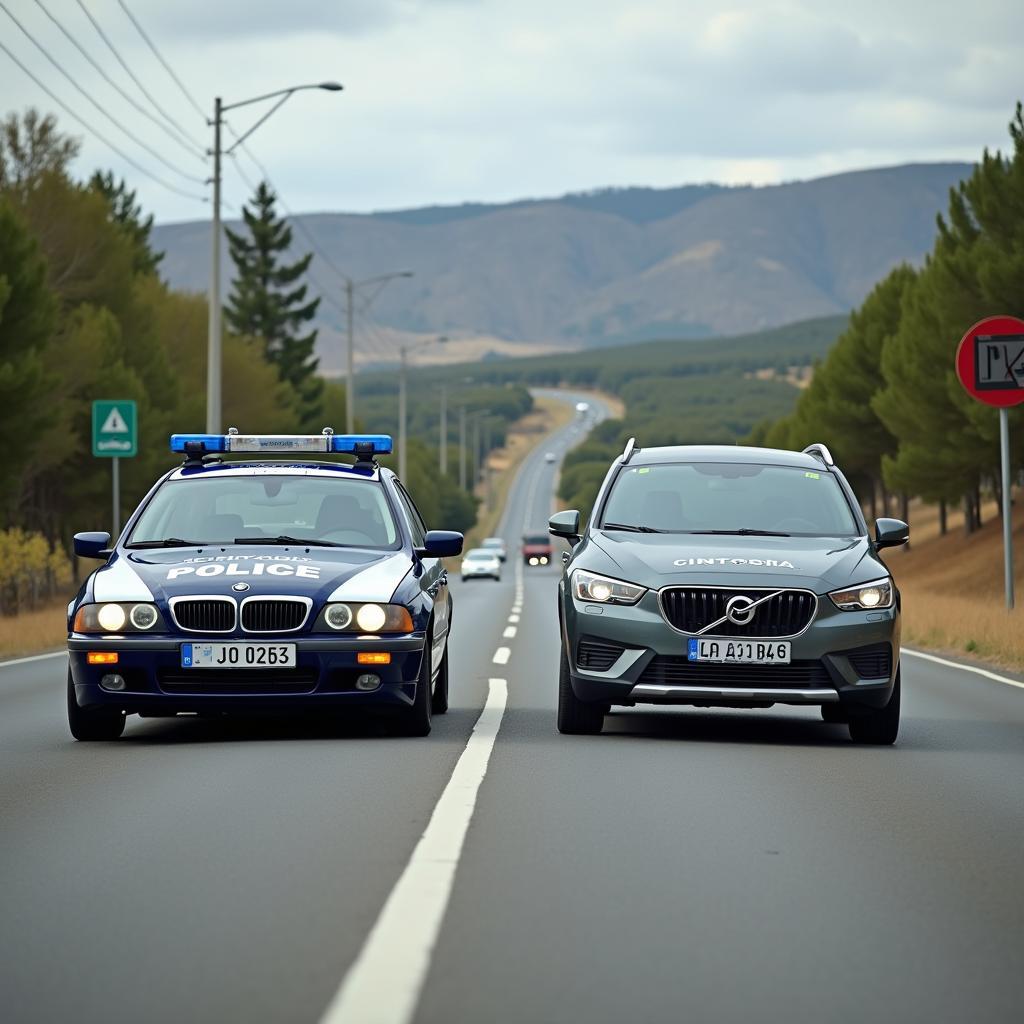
[[343, 271, 414, 433], [206, 82, 343, 433], [398, 335, 448, 480]]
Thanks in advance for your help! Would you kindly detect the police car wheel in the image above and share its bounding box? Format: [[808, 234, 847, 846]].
[[557, 642, 605, 735], [396, 641, 433, 736], [431, 646, 450, 715], [847, 669, 900, 745], [67, 673, 125, 741]]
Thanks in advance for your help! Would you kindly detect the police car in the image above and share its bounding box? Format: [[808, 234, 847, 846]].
[[67, 431, 462, 740], [552, 440, 908, 744]]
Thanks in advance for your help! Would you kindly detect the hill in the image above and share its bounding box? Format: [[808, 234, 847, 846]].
[[152, 163, 968, 368]]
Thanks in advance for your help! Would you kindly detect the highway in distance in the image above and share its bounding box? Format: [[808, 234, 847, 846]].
[[1, 390, 1022, 1024]]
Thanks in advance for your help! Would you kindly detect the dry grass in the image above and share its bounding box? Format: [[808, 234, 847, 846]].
[[0, 599, 67, 660], [885, 502, 1024, 670]]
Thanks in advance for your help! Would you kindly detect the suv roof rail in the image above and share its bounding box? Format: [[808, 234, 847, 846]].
[[621, 437, 639, 464], [802, 442, 834, 467]]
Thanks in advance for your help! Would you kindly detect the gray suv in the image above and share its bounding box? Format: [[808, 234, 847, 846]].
[[550, 440, 908, 744]]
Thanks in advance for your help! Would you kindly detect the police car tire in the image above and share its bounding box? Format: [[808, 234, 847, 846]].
[[397, 641, 433, 736], [431, 645, 450, 715], [557, 643, 605, 735], [67, 673, 125, 741], [847, 669, 900, 745]]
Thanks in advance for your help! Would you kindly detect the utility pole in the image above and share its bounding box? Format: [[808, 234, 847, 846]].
[[345, 278, 355, 433], [206, 96, 222, 433], [458, 405, 467, 490], [398, 345, 408, 480], [439, 383, 447, 475]]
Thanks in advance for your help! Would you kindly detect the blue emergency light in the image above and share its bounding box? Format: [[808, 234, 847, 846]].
[[169, 431, 393, 456]]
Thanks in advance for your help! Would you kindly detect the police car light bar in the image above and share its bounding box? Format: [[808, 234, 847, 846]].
[[169, 433, 393, 455]]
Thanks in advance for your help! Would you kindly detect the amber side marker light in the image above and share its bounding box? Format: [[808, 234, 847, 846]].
[[357, 652, 391, 666], [87, 651, 118, 665]]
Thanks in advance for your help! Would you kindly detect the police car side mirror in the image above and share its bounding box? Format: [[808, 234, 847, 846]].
[[418, 530, 463, 558], [874, 518, 909, 550], [74, 532, 112, 559], [549, 509, 581, 544]]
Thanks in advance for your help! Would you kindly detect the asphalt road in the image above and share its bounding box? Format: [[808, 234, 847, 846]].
[[2, 390, 1022, 1024]]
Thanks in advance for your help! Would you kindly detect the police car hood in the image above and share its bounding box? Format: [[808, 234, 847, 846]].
[[94, 546, 413, 606], [587, 531, 881, 592]]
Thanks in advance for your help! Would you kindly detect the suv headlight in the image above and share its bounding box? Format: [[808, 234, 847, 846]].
[[571, 569, 645, 605], [829, 578, 893, 611], [73, 602, 164, 633], [316, 603, 414, 633]]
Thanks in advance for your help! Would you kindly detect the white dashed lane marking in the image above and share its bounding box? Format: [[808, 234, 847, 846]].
[[492, 647, 511, 666], [508, 614, 520, 624], [503, 626, 517, 639]]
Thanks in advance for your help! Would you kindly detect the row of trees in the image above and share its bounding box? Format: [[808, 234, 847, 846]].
[[753, 103, 1024, 532]]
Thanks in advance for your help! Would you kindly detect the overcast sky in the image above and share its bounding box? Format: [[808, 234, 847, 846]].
[[1, 0, 1021, 224]]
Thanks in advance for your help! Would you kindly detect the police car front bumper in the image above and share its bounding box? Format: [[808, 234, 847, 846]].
[[68, 633, 428, 713], [563, 589, 900, 711]]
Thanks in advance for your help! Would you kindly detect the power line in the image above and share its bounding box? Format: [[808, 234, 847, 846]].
[[74, 0, 205, 152], [31, 0, 206, 163], [115, 0, 207, 122], [0, 36, 208, 203], [0, 1, 206, 184]]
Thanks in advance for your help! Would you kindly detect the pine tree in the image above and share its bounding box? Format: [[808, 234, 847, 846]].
[[225, 182, 322, 414], [90, 171, 163, 276]]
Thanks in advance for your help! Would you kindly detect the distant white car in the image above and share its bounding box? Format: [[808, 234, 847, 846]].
[[461, 548, 502, 581], [545, 452, 557, 464], [575, 401, 589, 414], [481, 536, 507, 562]]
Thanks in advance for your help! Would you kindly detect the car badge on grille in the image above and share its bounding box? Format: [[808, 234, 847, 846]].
[[231, 582, 250, 592], [725, 595, 756, 625]]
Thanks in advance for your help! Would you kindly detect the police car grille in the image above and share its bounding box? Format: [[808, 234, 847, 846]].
[[172, 599, 235, 632], [842, 643, 892, 679], [660, 588, 816, 637], [640, 657, 831, 689], [241, 599, 308, 632], [575, 636, 625, 671]]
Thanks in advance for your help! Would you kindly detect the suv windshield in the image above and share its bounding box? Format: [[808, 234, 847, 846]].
[[601, 462, 859, 537], [128, 475, 400, 549]]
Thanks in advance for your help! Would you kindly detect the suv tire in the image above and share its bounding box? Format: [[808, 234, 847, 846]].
[[557, 642, 605, 735], [848, 668, 900, 745]]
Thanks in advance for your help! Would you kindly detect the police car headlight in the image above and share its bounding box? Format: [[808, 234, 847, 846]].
[[317, 603, 414, 633], [73, 602, 164, 633], [324, 603, 354, 630], [571, 569, 645, 605], [829, 578, 894, 611]]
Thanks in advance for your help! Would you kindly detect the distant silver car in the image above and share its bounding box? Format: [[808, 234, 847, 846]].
[[481, 536, 507, 562], [461, 548, 502, 581], [545, 452, 557, 463]]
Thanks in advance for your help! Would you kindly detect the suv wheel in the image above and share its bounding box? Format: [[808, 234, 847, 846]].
[[67, 672, 125, 741], [848, 668, 900, 745], [557, 642, 605, 735]]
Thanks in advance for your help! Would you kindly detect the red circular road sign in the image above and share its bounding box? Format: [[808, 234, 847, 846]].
[[955, 315, 1024, 407]]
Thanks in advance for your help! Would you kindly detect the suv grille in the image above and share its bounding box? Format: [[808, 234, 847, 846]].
[[660, 587, 816, 637], [171, 599, 235, 632], [241, 599, 308, 633], [575, 636, 625, 671], [842, 643, 892, 679], [640, 657, 831, 689]]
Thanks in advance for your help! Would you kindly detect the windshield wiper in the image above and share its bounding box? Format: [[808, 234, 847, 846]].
[[232, 535, 350, 547], [128, 537, 208, 548], [601, 522, 670, 533], [688, 528, 791, 537]]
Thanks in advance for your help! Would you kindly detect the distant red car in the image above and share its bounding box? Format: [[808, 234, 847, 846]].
[[522, 533, 552, 566]]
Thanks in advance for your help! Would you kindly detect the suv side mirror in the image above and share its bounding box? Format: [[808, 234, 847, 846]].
[[74, 532, 112, 559], [874, 518, 909, 550], [418, 530, 463, 558], [549, 509, 581, 543]]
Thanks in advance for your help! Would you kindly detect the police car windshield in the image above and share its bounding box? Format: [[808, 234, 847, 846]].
[[601, 462, 859, 537], [128, 475, 401, 549]]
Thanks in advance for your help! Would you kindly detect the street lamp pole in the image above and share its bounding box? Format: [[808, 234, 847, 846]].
[[206, 81, 342, 433]]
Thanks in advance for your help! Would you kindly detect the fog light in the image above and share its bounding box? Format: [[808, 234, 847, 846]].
[[100, 673, 126, 691], [355, 673, 381, 691], [358, 651, 391, 666], [87, 651, 118, 665]]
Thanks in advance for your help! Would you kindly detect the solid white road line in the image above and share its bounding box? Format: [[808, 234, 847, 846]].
[[0, 650, 66, 670], [493, 647, 511, 665], [903, 647, 1024, 692], [503, 626, 517, 639], [319, 679, 509, 1024]]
